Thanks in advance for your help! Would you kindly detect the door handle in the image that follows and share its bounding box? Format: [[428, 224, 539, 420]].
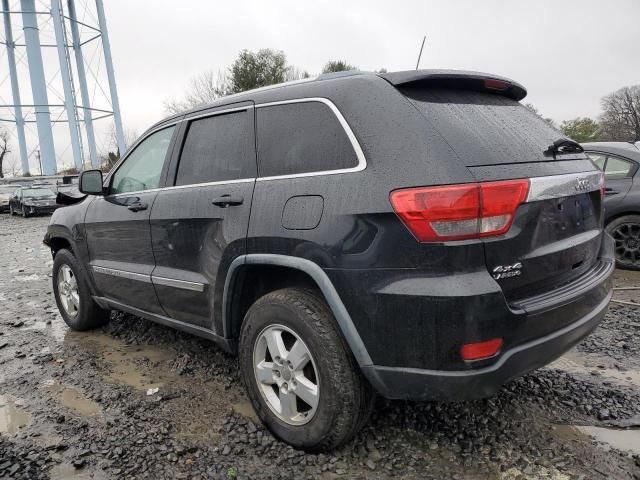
[[212, 195, 244, 207], [127, 202, 148, 212], [604, 188, 618, 196]]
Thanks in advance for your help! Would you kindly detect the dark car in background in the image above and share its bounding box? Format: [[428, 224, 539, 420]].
[[9, 186, 61, 217], [45, 70, 614, 451], [584, 142, 640, 270]]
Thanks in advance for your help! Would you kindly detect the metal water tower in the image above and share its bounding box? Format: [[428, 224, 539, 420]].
[[1, 0, 125, 175]]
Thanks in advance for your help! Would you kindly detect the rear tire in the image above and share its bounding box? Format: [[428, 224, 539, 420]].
[[606, 215, 640, 271], [239, 288, 374, 452], [53, 249, 110, 330]]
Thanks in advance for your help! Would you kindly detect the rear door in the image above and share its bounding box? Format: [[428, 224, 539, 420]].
[[85, 125, 177, 314], [150, 102, 256, 330], [401, 87, 604, 303]]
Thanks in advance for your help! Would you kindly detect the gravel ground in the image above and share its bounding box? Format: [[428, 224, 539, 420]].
[[1, 214, 639, 480]]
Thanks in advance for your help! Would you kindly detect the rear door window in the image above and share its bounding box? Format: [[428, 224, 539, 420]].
[[256, 101, 358, 177], [176, 110, 255, 186], [604, 155, 634, 179]]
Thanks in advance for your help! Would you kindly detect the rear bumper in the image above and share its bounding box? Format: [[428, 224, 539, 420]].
[[327, 234, 615, 401], [362, 290, 611, 400]]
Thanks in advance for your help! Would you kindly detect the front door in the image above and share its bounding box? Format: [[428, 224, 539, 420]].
[[85, 125, 177, 314], [150, 104, 256, 330]]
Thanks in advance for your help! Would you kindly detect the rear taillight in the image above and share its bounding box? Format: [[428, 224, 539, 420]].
[[389, 179, 530, 242]]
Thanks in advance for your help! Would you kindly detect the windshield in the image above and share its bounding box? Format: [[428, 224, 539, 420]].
[[0, 186, 16, 195], [23, 188, 56, 198], [57, 185, 76, 192]]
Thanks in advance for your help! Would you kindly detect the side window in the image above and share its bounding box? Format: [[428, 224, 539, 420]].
[[111, 126, 175, 195], [604, 155, 634, 179], [256, 101, 358, 177], [586, 153, 606, 171], [175, 110, 254, 186]]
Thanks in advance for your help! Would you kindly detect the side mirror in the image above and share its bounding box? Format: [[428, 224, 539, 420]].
[[79, 169, 105, 195]]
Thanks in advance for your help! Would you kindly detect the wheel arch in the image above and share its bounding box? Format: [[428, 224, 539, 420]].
[[605, 210, 640, 226], [223, 254, 373, 368], [44, 225, 76, 256], [44, 225, 101, 296]]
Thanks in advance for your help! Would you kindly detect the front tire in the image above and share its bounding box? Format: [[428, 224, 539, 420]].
[[239, 288, 374, 452], [9, 204, 14, 215], [606, 215, 640, 270], [52, 249, 110, 330], [21, 205, 29, 218]]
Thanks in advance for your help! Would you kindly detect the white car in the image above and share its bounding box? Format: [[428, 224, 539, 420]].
[[0, 185, 20, 213]]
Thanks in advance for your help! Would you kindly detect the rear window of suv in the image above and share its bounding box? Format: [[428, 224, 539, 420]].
[[256, 101, 358, 177], [400, 88, 564, 166]]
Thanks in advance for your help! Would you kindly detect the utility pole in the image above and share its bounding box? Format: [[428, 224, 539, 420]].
[[37, 150, 42, 176]]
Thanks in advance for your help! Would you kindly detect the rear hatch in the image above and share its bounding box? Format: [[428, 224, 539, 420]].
[[389, 72, 604, 304]]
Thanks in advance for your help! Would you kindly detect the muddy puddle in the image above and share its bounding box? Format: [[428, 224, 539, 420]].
[[63, 331, 176, 390], [232, 398, 259, 423], [549, 350, 640, 388], [45, 380, 103, 417], [555, 424, 640, 455], [0, 394, 31, 435]]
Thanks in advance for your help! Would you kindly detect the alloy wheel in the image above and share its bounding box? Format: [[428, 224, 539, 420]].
[[611, 222, 640, 267], [253, 324, 319, 426], [57, 264, 80, 318]]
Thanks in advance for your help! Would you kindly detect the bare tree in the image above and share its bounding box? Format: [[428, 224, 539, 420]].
[[2, 153, 20, 178], [165, 49, 310, 115], [164, 70, 228, 115], [0, 128, 10, 179], [599, 85, 640, 142], [285, 66, 311, 82]]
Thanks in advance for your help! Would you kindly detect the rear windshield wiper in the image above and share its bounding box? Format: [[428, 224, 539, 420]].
[[544, 138, 584, 158]]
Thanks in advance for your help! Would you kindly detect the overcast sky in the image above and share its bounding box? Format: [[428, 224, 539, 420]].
[[1, 0, 639, 172], [106, 0, 640, 134]]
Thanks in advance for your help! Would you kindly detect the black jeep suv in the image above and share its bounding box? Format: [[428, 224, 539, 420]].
[[44, 70, 614, 451]]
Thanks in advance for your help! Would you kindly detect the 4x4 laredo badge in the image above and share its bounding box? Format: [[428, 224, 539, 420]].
[[492, 262, 522, 279]]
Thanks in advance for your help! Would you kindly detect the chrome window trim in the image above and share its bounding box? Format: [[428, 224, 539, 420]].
[[184, 105, 252, 122], [104, 178, 255, 198], [92, 266, 152, 283], [103, 97, 368, 197], [254, 97, 367, 181], [526, 171, 603, 202], [151, 275, 205, 292]]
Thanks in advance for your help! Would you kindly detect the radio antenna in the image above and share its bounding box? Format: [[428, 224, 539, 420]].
[[415, 35, 426, 70]]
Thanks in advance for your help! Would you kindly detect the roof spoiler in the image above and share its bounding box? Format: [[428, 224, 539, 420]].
[[380, 70, 527, 101]]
